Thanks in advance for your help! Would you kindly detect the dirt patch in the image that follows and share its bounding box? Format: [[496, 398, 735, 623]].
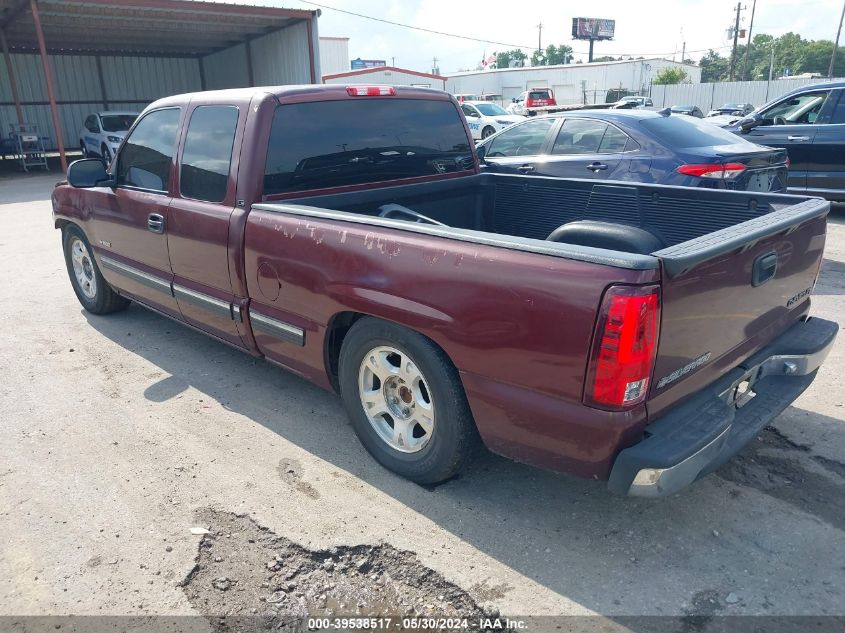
[[180, 509, 494, 632], [276, 458, 320, 500], [717, 427, 845, 529]]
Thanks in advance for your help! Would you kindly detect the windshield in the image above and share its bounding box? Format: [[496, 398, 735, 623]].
[[474, 103, 508, 116], [640, 115, 757, 148], [100, 114, 137, 132]]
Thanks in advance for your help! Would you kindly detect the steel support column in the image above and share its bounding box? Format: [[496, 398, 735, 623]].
[[0, 28, 23, 124], [30, 0, 67, 171], [307, 17, 316, 83]]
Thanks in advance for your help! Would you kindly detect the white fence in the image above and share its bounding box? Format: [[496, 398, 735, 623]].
[[650, 77, 845, 112]]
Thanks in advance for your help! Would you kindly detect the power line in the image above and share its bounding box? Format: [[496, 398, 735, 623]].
[[299, 0, 731, 62], [296, 0, 535, 49]]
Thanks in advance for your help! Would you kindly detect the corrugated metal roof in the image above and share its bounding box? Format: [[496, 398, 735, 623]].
[[0, 0, 317, 56]]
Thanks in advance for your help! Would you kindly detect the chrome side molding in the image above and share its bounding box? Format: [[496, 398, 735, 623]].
[[250, 312, 305, 346]]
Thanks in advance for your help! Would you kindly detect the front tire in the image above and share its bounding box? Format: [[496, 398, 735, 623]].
[[481, 126, 495, 139], [338, 318, 479, 484], [100, 144, 112, 166], [80, 140, 88, 158], [62, 225, 130, 315]]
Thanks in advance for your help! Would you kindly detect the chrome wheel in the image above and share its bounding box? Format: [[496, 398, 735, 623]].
[[70, 237, 97, 300], [357, 345, 435, 453]]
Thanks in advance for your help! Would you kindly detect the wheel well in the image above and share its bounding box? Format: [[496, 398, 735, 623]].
[[55, 218, 71, 231], [324, 311, 365, 392]]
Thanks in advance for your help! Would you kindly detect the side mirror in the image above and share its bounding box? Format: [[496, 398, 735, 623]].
[[511, 98, 517, 103], [476, 143, 487, 161], [67, 158, 113, 188], [739, 112, 762, 133]]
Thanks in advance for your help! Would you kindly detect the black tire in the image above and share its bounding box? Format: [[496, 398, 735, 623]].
[[101, 144, 112, 166], [80, 140, 88, 158], [338, 317, 479, 484], [481, 126, 495, 139], [62, 225, 130, 315]]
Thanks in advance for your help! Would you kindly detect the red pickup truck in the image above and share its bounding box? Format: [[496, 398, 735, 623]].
[[53, 85, 837, 497]]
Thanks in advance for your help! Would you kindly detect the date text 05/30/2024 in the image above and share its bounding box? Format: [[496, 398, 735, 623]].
[[306, 617, 528, 630]]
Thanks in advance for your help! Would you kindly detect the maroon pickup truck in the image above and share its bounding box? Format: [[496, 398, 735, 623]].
[[53, 84, 837, 497]]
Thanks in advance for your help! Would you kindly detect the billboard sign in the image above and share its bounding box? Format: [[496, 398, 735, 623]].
[[572, 18, 616, 40], [351, 58, 387, 70]]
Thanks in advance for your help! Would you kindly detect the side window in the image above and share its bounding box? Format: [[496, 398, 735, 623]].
[[830, 92, 845, 124], [485, 118, 556, 157], [461, 104, 478, 117], [180, 106, 239, 203], [599, 125, 631, 152], [116, 108, 181, 192], [761, 91, 831, 126], [85, 115, 98, 132], [552, 119, 608, 155]]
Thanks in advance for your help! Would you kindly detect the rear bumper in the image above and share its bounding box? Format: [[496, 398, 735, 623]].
[[608, 316, 838, 497]]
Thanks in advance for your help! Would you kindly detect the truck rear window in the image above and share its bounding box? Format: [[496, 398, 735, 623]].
[[263, 99, 474, 196]]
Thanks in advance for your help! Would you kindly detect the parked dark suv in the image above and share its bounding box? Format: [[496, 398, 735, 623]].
[[731, 81, 845, 200]]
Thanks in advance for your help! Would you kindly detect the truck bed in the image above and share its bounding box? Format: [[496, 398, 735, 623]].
[[250, 174, 829, 479]]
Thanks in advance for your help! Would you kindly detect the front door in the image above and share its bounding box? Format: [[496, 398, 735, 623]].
[[91, 107, 183, 317], [808, 90, 845, 196], [481, 117, 557, 175], [744, 89, 834, 193], [168, 104, 246, 347]]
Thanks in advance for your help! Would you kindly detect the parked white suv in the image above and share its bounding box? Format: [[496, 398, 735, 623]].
[[460, 102, 525, 140], [79, 111, 139, 165]]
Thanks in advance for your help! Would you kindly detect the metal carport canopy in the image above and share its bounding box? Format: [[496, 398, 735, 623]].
[[0, 0, 319, 171]]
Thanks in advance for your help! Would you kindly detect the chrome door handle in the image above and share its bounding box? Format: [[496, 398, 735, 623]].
[[587, 162, 608, 171], [787, 135, 810, 141], [147, 213, 165, 234], [517, 164, 535, 173]]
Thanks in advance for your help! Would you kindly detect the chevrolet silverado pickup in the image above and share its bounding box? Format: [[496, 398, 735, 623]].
[[53, 85, 838, 497]]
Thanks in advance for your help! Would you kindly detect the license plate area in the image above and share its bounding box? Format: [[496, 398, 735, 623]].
[[746, 170, 777, 192]]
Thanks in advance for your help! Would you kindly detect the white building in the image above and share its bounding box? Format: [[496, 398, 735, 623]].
[[323, 66, 447, 90], [319, 37, 350, 76], [446, 58, 701, 106]]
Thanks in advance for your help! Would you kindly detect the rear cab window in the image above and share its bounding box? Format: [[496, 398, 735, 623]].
[[263, 99, 473, 197]]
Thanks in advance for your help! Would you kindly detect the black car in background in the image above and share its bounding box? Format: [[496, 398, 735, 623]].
[[670, 105, 705, 118], [708, 103, 754, 117], [731, 81, 845, 201]]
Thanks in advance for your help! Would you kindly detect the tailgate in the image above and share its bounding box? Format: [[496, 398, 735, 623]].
[[648, 197, 829, 417]]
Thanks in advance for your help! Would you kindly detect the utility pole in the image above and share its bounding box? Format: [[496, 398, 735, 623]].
[[729, 2, 744, 81], [391, 56, 395, 66], [742, 0, 756, 80], [537, 22, 543, 55], [431, 56, 439, 74], [768, 41, 775, 82], [829, 0, 845, 78], [681, 41, 686, 63]]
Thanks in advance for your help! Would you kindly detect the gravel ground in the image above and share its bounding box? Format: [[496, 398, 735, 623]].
[[1, 174, 843, 626]]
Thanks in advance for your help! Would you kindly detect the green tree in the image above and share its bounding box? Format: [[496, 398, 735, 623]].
[[653, 67, 689, 85], [495, 49, 527, 69], [592, 56, 619, 63], [699, 49, 730, 82], [530, 44, 573, 66]]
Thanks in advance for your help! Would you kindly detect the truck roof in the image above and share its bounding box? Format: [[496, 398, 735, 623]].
[[146, 84, 454, 110]]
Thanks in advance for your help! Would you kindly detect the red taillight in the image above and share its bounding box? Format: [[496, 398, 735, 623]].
[[547, 98, 557, 106], [346, 86, 396, 97], [584, 285, 661, 410], [676, 163, 747, 179]]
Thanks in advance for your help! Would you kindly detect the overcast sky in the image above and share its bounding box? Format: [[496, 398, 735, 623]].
[[226, 0, 845, 74]]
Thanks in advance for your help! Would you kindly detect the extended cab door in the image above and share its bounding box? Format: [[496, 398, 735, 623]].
[[168, 103, 248, 347], [91, 107, 182, 317]]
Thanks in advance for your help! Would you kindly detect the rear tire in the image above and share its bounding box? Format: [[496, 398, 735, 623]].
[[338, 317, 479, 484], [481, 126, 495, 139], [62, 225, 130, 315]]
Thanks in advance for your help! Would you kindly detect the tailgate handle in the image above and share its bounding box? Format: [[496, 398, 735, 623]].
[[752, 251, 778, 287]]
